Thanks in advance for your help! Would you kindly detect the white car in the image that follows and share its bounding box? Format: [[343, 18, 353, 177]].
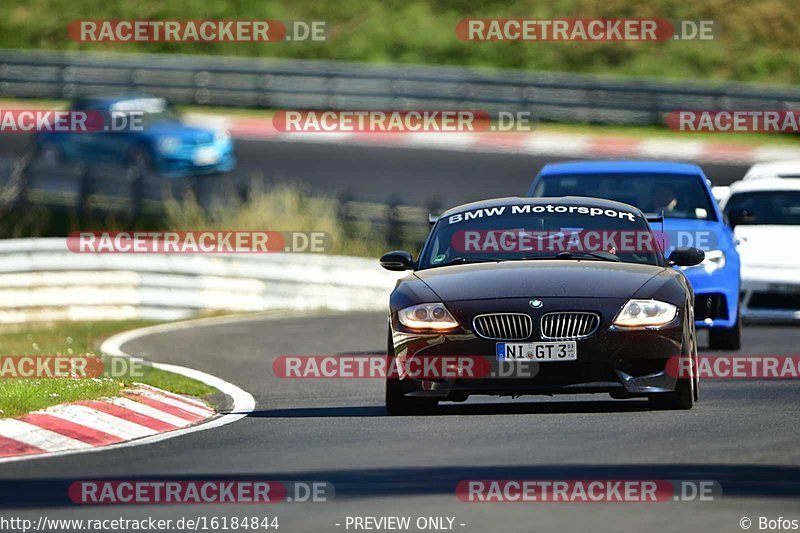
[[721, 177, 800, 321], [742, 160, 800, 181]]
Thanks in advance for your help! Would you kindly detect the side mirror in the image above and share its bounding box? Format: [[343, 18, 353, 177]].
[[380, 250, 415, 271], [668, 247, 705, 267], [727, 208, 755, 229]]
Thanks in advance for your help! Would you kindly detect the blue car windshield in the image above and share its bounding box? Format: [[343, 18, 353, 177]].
[[532, 173, 718, 221]]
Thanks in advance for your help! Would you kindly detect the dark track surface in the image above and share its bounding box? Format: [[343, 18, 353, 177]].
[[1, 133, 794, 532], [0, 133, 749, 210], [1, 312, 799, 533]]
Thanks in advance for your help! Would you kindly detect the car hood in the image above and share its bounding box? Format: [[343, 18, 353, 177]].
[[735, 225, 800, 268], [413, 260, 664, 301], [144, 121, 215, 143]]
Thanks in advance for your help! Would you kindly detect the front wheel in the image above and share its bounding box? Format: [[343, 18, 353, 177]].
[[385, 376, 438, 415], [649, 330, 695, 410], [708, 309, 742, 351], [649, 373, 694, 410], [37, 141, 64, 167], [385, 328, 438, 415]]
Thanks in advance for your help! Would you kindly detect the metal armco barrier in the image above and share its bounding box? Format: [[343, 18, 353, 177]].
[[0, 238, 401, 323], [2, 49, 800, 125]]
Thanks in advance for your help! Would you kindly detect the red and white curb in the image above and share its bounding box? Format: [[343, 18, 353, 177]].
[[0, 384, 214, 459], [186, 112, 800, 165], [0, 314, 256, 464]]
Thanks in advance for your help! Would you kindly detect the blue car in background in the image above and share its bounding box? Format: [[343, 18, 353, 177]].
[[35, 96, 235, 178], [528, 161, 741, 350]]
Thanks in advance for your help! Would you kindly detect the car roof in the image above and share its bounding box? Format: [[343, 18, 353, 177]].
[[743, 160, 800, 180], [439, 196, 642, 218], [729, 177, 800, 194], [538, 160, 703, 176], [73, 95, 162, 107]]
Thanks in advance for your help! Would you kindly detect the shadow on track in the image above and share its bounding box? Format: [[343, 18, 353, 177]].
[[246, 399, 650, 418], [2, 464, 799, 508]]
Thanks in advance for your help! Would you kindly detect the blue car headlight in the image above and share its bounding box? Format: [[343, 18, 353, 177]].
[[683, 249, 726, 274], [214, 129, 231, 143], [157, 137, 182, 154]]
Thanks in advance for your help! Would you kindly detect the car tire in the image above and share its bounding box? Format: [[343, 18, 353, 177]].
[[384, 330, 438, 415], [127, 147, 152, 174], [649, 331, 695, 410], [708, 308, 742, 351], [385, 377, 438, 415], [37, 142, 64, 167], [649, 371, 694, 410]]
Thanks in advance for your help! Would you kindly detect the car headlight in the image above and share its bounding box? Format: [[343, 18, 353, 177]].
[[613, 299, 678, 327], [214, 129, 231, 143], [157, 137, 181, 154], [397, 303, 459, 331]]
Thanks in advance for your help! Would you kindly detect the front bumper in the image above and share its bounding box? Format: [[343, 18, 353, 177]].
[[682, 265, 740, 329], [154, 141, 236, 178], [390, 299, 686, 400], [741, 265, 800, 322]]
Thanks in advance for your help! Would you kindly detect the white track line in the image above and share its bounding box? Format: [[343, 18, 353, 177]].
[[0, 313, 258, 464], [0, 419, 93, 452], [126, 389, 213, 417], [45, 404, 157, 439], [107, 397, 194, 428], [136, 383, 210, 408]]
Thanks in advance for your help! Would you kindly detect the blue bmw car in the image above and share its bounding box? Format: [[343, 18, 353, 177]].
[[35, 96, 235, 178], [528, 160, 741, 350]]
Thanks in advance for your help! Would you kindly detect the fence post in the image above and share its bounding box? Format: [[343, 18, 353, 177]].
[[336, 189, 355, 241], [385, 196, 402, 248], [76, 163, 92, 219]]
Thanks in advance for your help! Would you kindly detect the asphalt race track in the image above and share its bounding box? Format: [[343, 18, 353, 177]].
[[0, 133, 750, 210], [229, 140, 750, 207], [1, 135, 797, 531], [1, 312, 799, 532]]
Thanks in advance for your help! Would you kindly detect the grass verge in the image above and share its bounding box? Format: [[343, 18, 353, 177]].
[[164, 183, 404, 257], [1, 0, 798, 84], [0, 320, 217, 418]]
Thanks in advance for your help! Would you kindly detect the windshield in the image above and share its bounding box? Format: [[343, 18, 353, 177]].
[[724, 190, 800, 225], [110, 98, 180, 127], [419, 202, 664, 269], [532, 173, 718, 221]]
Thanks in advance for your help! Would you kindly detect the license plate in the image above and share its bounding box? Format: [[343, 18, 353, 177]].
[[193, 146, 220, 165], [496, 341, 577, 362]]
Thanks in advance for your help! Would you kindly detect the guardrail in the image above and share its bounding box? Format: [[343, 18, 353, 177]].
[[0, 154, 434, 248], [2, 49, 800, 125], [0, 238, 401, 323]]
